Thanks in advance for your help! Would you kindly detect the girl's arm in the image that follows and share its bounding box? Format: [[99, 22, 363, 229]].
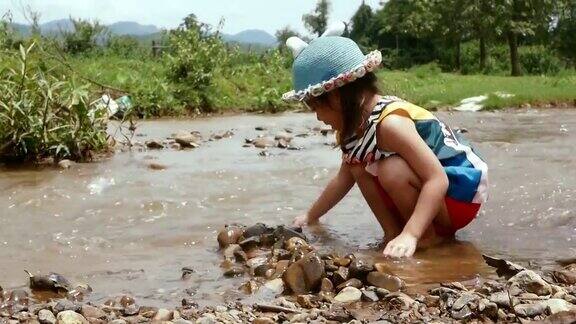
[[294, 161, 355, 226], [376, 113, 449, 257]]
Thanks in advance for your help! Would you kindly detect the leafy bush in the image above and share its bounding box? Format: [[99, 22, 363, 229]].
[[408, 62, 442, 78], [519, 45, 563, 75], [106, 35, 144, 58], [165, 16, 226, 108], [0, 43, 109, 162]]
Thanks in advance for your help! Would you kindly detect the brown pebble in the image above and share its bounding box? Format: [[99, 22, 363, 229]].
[[253, 317, 275, 324], [321, 278, 334, 292], [333, 267, 349, 286], [336, 278, 363, 291], [366, 271, 405, 292], [334, 257, 351, 267]]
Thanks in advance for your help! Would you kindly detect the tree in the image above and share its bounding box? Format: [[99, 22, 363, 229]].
[[493, 0, 555, 76], [554, 0, 576, 64], [62, 17, 107, 54], [302, 0, 330, 37], [275, 26, 300, 52], [349, 1, 375, 48]]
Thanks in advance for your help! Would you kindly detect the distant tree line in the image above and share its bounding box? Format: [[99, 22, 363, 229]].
[[276, 0, 576, 76]]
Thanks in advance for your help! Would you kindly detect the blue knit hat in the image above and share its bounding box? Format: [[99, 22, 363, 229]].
[[282, 23, 382, 102]]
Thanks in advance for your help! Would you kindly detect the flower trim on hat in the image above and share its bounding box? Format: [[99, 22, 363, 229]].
[[282, 50, 382, 102]]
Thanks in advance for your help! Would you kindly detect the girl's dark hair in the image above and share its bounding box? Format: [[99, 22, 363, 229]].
[[323, 72, 379, 150]]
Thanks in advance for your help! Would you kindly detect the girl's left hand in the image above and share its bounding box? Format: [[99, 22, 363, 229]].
[[383, 232, 418, 258]]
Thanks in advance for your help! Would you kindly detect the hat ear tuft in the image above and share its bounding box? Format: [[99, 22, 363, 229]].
[[286, 36, 309, 58], [321, 22, 346, 37]]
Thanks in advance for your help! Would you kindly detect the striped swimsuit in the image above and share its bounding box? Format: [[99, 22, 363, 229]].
[[342, 97, 488, 233]]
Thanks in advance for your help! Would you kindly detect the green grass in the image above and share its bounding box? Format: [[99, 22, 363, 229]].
[[379, 69, 576, 110], [64, 56, 576, 116]]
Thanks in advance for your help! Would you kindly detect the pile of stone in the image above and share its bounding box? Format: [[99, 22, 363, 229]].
[[217, 222, 576, 323]]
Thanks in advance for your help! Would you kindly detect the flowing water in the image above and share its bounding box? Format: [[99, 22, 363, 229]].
[[0, 109, 574, 306]]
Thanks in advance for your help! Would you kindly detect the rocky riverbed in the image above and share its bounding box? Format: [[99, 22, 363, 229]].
[[2, 222, 575, 323]]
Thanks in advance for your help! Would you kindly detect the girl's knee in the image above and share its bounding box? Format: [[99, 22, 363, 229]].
[[377, 156, 420, 190]]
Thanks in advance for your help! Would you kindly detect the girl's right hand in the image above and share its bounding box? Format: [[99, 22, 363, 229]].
[[293, 214, 317, 227]]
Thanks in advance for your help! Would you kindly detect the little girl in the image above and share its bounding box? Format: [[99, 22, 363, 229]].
[[282, 25, 488, 258]]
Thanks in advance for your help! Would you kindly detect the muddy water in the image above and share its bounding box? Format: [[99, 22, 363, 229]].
[[0, 109, 574, 306]]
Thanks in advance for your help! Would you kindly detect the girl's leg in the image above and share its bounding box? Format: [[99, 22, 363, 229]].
[[375, 156, 452, 245], [349, 164, 403, 241]]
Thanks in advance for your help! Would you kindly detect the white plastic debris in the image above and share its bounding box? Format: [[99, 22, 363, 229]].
[[454, 95, 488, 112], [494, 91, 515, 99]]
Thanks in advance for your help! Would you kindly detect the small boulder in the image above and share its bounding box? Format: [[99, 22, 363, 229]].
[[283, 252, 324, 294], [334, 287, 362, 303], [223, 265, 245, 277]]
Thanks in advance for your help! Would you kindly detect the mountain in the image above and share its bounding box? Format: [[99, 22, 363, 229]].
[[108, 21, 159, 36], [9, 20, 276, 47], [222, 29, 276, 46]]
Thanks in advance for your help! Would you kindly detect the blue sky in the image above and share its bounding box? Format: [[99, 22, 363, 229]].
[[1, 0, 383, 35]]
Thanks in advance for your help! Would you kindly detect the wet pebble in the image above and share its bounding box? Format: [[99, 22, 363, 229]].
[[334, 287, 362, 303], [320, 278, 334, 292], [56, 310, 88, 324], [145, 140, 164, 149], [253, 137, 275, 149], [217, 225, 245, 248], [223, 265, 245, 278], [348, 258, 374, 280]]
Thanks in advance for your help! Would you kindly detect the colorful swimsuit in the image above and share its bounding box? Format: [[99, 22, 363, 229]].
[[342, 96, 488, 234]]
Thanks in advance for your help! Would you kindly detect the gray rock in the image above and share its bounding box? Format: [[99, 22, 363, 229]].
[[348, 258, 374, 280], [263, 278, 284, 295], [195, 313, 218, 324], [508, 270, 552, 296], [514, 302, 547, 317], [539, 298, 576, 314], [386, 292, 415, 310], [489, 291, 512, 308], [253, 137, 275, 148], [80, 305, 106, 320], [174, 132, 200, 148], [451, 305, 473, 320], [452, 292, 479, 311], [153, 308, 172, 321], [478, 298, 499, 319], [56, 311, 88, 324], [38, 309, 56, 324], [361, 290, 379, 302], [334, 287, 362, 303]]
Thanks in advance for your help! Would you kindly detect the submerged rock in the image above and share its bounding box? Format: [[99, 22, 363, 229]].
[[366, 272, 404, 292], [145, 140, 164, 149]]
